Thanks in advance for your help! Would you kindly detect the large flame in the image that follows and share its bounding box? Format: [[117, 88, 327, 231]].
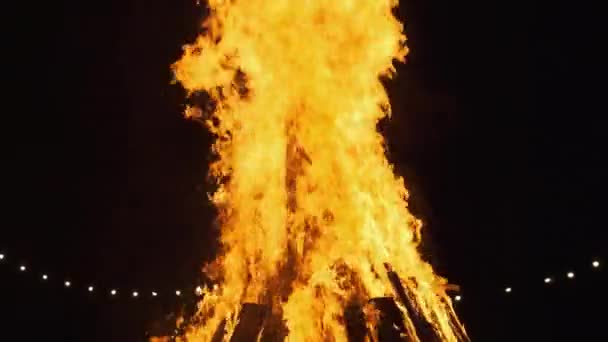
[[173, 0, 466, 340]]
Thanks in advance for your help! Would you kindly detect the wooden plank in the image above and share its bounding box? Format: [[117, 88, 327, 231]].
[[229, 303, 268, 342]]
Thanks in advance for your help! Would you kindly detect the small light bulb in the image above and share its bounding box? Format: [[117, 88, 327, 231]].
[[132, 291, 139, 298], [152, 291, 158, 297], [505, 287, 512, 293], [175, 290, 181, 296], [592, 260, 600, 268], [195, 286, 203, 295], [567, 272, 574, 279], [64, 281, 71, 287], [19, 265, 26, 272], [42, 274, 48, 280], [111, 289, 117, 296], [0, 253, 4, 260], [454, 295, 462, 302], [88, 286, 94, 292], [544, 277, 552, 284]]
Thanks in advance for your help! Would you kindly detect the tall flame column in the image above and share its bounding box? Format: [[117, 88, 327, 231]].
[[173, 1, 467, 340]]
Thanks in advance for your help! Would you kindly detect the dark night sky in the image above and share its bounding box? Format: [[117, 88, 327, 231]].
[[1, 0, 606, 341]]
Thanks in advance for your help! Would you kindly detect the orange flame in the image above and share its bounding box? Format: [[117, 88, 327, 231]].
[[173, 0, 466, 340]]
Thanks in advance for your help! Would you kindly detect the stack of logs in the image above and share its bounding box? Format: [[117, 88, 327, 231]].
[[211, 264, 468, 342]]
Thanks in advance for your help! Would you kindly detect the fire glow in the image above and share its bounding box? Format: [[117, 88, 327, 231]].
[[172, 0, 466, 341]]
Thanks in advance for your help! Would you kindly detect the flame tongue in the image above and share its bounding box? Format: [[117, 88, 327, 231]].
[[173, 0, 465, 340]]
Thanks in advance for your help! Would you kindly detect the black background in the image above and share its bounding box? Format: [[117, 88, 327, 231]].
[[1, 0, 606, 340]]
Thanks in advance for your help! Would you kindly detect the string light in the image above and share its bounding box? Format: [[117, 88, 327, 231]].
[[0, 251, 603, 303]]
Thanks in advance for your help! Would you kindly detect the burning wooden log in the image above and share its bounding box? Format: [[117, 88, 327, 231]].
[[344, 302, 368, 342], [230, 303, 269, 342], [211, 319, 227, 342], [384, 263, 470, 342], [211, 264, 467, 342], [384, 263, 440, 341], [368, 297, 409, 341]]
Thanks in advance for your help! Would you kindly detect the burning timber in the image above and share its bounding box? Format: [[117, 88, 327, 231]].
[[206, 263, 468, 341]]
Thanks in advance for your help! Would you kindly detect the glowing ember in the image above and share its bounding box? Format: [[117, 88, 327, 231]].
[[173, 0, 466, 340]]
